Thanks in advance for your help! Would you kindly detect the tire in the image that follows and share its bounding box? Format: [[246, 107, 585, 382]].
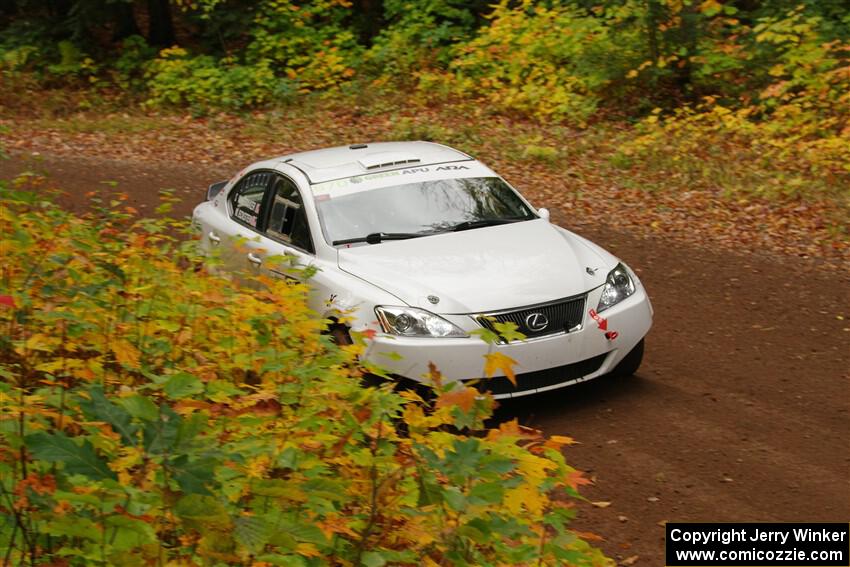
[[611, 338, 644, 377], [328, 323, 387, 388], [329, 323, 353, 346]]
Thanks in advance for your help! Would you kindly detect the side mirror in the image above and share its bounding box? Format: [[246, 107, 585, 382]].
[[537, 207, 550, 222], [207, 180, 228, 201]]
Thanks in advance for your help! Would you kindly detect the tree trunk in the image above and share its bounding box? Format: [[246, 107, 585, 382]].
[[113, 1, 140, 41], [674, 0, 699, 98], [646, 0, 660, 66], [47, 0, 72, 22], [147, 0, 175, 47], [0, 0, 17, 17], [352, 0, 383, 45]]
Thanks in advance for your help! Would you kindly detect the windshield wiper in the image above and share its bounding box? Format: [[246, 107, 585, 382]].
[[333, 232, 428, 246], [449, 216, 531, 232]]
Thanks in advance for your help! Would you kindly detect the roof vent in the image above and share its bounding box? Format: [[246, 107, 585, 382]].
[[349, 144, 368, 150], [358, 152, 422, 171]]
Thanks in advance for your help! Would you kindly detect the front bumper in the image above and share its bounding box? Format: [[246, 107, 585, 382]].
[[362, 285, 653, 399]]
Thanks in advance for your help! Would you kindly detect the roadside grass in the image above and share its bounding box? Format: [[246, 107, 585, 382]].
[[1, 86, 847, 265], [27, 112, 172, 135]]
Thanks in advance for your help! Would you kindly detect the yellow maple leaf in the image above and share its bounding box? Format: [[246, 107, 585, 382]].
[[24, 334, 54, 352], [244, 454, 271, 479], [483, 352, 518, 387], [111, 339, 141, 368], [547, 434, 578, 447], [35, 359, 67, 373], [109, 446, 145, 484], [504, 483, 547, 515]]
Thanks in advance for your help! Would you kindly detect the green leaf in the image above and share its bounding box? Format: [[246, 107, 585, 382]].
[[43, 517, 100, 541], [174, 494, 231, 530], [79, 385, 138, 444], [417, 477, 443, 507], [457, 523, 488, 543], [206, 379, 245, 400], [377, 351, 404, 361], [255, 555, 307, 566], [479, 454, 515, 475], [266, 531, 298, 552], [469, 326, 501, 345], [175, 410, 207, 450], [443, 487, 467, 512], [105, 515, 157, 551], [492, 320, 525, 343], [170, 455, 216, 494], [163, 372, 204, 399], [26, 432, 116, 480], [362, 551, 387, 567], [271, 520, 328, 547], [235, 515, 271, 554], [94, 259, 126, 283], [119, 394, 159, 421], [469, 481, 504, 505], [142, 405, 181, 454]]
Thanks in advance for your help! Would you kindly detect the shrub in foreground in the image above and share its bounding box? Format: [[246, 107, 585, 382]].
[[0, 185, 610, 566]]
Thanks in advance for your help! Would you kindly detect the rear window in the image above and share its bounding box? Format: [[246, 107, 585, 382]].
[[230, 172, 271, 228]]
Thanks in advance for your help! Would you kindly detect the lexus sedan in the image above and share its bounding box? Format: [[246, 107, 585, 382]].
[[192, 141, 652, 398]]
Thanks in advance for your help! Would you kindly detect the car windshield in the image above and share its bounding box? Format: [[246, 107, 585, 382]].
[[315, 177, 536, 245]]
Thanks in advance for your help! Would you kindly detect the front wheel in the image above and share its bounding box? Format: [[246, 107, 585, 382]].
[[329, 324, 353, 346], [611, 338, 644, 377]]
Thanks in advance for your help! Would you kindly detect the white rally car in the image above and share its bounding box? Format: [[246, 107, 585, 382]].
[[192, 142, 652, 398]]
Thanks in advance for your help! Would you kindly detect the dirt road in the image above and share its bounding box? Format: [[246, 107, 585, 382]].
[[3, 154, 848, 565]]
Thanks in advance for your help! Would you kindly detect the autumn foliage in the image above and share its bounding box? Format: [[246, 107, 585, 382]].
[[0, 183, 609, 565], [1, 1, 847, 251]]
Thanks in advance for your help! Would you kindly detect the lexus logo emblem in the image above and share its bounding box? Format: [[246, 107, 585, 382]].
[[525, 312, 549, 332]]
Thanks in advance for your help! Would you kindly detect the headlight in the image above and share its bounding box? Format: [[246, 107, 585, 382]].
[[375, 306, 468, 338], [596, 263, 636, 313]]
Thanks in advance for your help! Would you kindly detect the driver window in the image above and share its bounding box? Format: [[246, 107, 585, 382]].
[[267, 175, 314, 254]]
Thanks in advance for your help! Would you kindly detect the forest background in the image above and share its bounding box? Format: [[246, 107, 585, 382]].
[[1, 1, 849, 564], [1, 0, 849, 261]]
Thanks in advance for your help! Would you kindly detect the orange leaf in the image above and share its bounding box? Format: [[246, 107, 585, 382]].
[[296, 543, 321, 558], [353, 407, 371, 423], [487, 418, 540, 441], [572, 529, 605, 542], [483, 352, 518, 387], [564, 468, 592, 491], [435, 387, 478, 413], [426, 361, 443, 388]]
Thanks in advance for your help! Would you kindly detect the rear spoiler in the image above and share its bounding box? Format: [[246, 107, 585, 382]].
[[206, 180, 227, 201]]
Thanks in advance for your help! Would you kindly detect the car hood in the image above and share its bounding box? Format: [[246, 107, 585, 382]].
[[337, 219, 611, 314]]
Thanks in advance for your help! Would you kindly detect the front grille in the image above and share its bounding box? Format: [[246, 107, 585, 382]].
[[476, 294, 586, 341], [464, 352, 608, 396]]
